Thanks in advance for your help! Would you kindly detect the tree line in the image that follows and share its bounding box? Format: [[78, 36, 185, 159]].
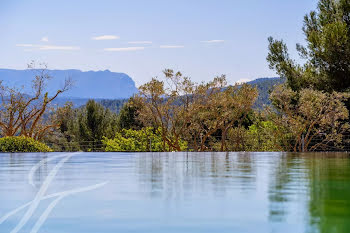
[[1, 0, 350, 152]]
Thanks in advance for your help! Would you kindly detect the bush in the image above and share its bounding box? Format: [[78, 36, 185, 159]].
[[103, 127, 188, 152], [246, 120, 288, 151], [0, 136, 53, 152]]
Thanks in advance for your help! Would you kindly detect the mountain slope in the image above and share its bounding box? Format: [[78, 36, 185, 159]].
[[0, 69, 138, 99], [246, 77, 284, 109]]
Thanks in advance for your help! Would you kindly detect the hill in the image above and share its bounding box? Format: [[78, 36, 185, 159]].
[[246, 77, 284, 109]]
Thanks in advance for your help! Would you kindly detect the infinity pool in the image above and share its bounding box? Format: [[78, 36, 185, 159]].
[[0, 152, 349, 233]]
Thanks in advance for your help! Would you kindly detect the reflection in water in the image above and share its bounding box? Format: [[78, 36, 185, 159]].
[[267, 153, 350, 233], [268, 153, 307, 222], [0, 152, 350, 233], [136, 152, 257, 200], [306, 154, 350, 233]]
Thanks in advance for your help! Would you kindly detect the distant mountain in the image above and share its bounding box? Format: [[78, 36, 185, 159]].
[[246, 77, 285, 109], [0, 69, 138, 99]]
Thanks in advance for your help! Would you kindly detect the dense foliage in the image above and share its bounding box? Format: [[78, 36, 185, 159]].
[[116, 98, 143, 130], [265, 0, 350, 151], [0, 136, 52, 152], [98, 99, 128, 113], [103, 127, 187, 152], [135, 70, 258, 151], [77, 100, 118, 150], [45, 100, 118, 151], [267, 0, 350, 92], [268, 85, 349, 151], [246, 120, 284, 151]]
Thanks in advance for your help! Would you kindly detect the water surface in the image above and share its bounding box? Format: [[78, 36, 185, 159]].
[[0, 152, 349, 233]]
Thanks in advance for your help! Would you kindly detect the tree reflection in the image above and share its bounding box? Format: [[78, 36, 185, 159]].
[[267, 152, 350, 233], [306, 153, 350, 233], [268, 153, 305, 222], [135, 152, 258, 199]]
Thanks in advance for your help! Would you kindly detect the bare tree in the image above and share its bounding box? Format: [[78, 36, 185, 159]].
[[0, 63, 72, 140]]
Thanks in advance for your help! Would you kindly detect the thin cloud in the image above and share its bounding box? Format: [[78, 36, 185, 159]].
[[160, 45, 184, 49], [16, 44, 80, 51], [201, 40, 225, 43], [235, 78, 251, 84], [92, 35, 120, 40], [16, 44, 36, 47], [127, 41, 152, 44], [104, 47, 145, 52], [41, 37, 49, 42], [39, 45, 80, 50]]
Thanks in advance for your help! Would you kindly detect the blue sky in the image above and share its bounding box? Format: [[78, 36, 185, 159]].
[[1, 0, 318, 86]]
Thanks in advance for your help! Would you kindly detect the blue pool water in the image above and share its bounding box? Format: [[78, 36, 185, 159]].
[[0, 152, 349, 233]]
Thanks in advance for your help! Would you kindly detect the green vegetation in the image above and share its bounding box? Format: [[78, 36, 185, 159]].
[[267, 0, 350, 92], [246, 120, 284, 151], [45, 100, 118, 151], [135, 70, 258, 151], [265, 0, 350, 151], [103, 127, 187, 152], [1, 0, 350, 153], [0, 136, 52, 152], [98, 99, 128, 113], [268, 86, 349, 151], [116, 97, 143, 130]]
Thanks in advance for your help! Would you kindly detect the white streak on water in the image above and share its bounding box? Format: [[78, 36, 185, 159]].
[[0, 182, 108, 224], [28, 153, 79, 187], [30, 181, 108, 233], [10, 153, 74, 233], [0, 152, 109, 233]]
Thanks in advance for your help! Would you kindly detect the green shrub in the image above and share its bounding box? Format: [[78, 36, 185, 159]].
[[247, 120, 288, 151], [103, 127, 188, 152], [0, 136, 53, 152]]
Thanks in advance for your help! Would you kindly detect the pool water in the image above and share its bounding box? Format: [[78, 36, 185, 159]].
[[0, 152, 349, 233]]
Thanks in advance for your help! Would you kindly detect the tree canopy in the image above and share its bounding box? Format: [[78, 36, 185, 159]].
[[267, 0, 350, 92], [135, 69, 258, 151]]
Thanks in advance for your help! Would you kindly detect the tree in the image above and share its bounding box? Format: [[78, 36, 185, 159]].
[[43, 102, 81, 151], [184, 76, 229, 151], [136, 70, 196, 151], [268, 85, 349, 152], [77, 100, 118, 151], [116, 97, 144, 130], [0, 64, 72, 140], [246, 119, 286, 151], [136, 69, 258, 151], [187, 81, 257, 151], [267, 0, 350, 92]]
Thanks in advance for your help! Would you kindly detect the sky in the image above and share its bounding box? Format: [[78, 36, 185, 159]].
[[0, 0, 318, 86]]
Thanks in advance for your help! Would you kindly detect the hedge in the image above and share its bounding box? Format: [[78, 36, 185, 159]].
[[0, 136, 53, 152]]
